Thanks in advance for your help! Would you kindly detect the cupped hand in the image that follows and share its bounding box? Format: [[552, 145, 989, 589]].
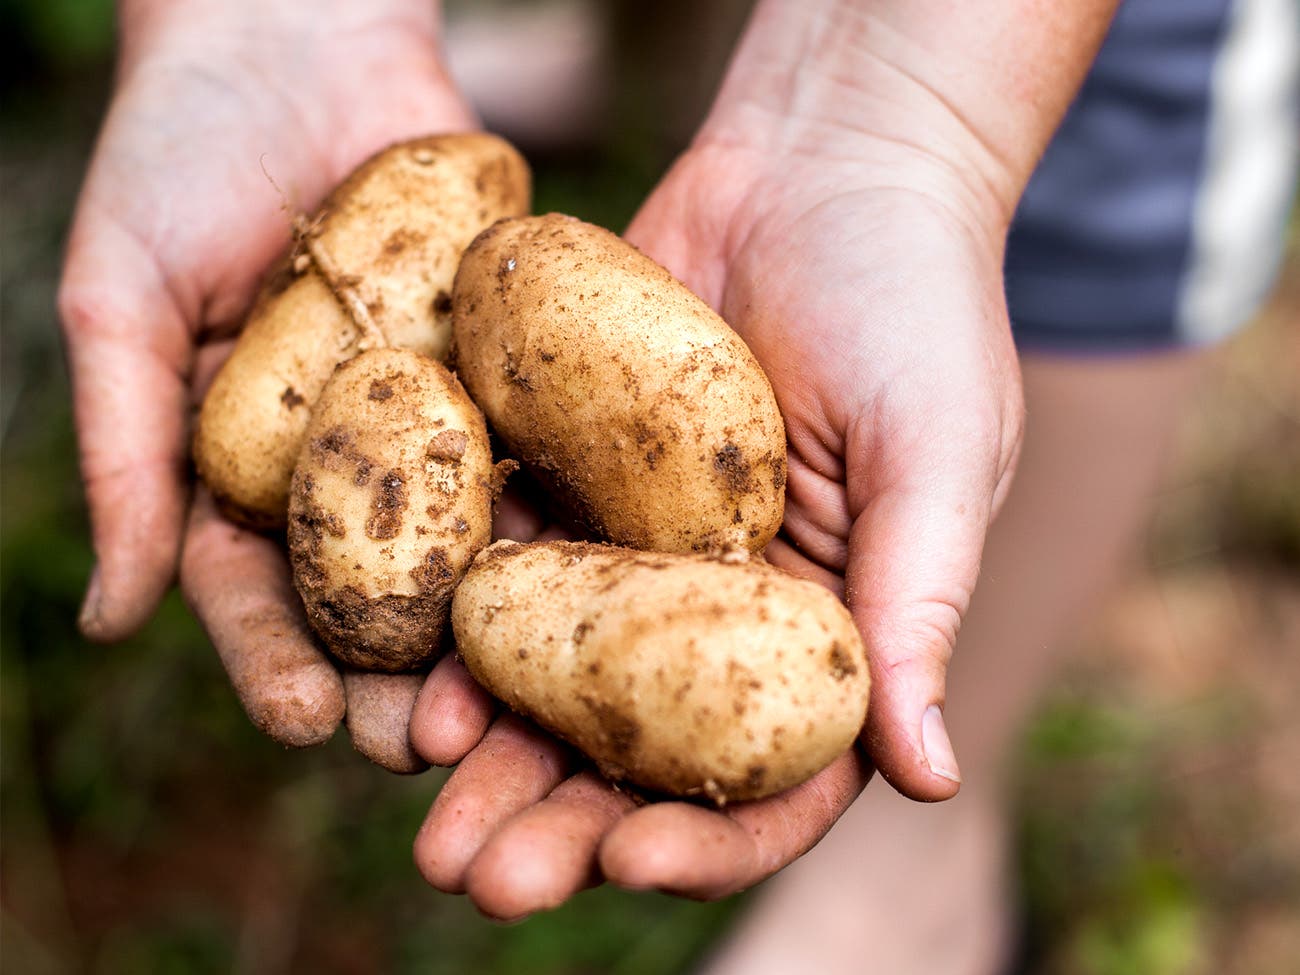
[[634, 147, 1024, 800], [409, 136, 1024, 914], [59, 0, 474, 762]]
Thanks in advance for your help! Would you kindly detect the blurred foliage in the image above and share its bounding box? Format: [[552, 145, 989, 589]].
[[1015, 635, 1300, 975], [0, 0, 114, 86], [1016, 697, 1210, 975]]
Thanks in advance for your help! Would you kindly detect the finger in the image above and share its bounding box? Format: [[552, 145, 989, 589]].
[[344, 670, 429, 774], [844, 427, 1004, 801], [465, 771, 637, 921], [410, 654, 495, 766], [59, 216, 192, 641], [413, 714, 571, 893], [180, 489, 345, 746], [763, 535, 844, 595], [599, 749, 871, 900]]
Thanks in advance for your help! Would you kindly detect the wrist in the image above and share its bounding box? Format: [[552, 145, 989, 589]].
[[115, 0, 447, 80], [695, 0, 1116, 233]]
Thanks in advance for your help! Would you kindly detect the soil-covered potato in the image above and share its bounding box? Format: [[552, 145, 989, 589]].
[[451, 214, 785, 554], [288, 348, 497, 672], [195, 134, 530, 529], [452, 540, 869, 802]]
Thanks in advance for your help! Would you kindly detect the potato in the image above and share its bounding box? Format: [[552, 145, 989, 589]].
[[195, 133, 530, 529], [452, 540, 869, 802], [452, 214, 785, 554], [288, 348, 498, 672]]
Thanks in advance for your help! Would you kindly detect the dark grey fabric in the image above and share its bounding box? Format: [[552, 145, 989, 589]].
[[1006, 0, 1238, 352]]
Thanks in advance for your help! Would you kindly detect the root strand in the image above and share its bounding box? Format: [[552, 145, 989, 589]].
[[260, 154, 387, 351]]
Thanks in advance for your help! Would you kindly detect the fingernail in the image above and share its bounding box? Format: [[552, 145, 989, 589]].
[[78, 565, 102, 636], [921, 704, 961, 783]]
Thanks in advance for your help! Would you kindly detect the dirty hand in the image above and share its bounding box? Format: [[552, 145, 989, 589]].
[[58, 0, 472, 764]]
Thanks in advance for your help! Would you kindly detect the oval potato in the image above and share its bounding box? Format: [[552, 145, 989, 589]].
[[196, 133, 530, 529], [452, 214, 786, 554], [288, 348, 497, 672], [452, 540, 869, 802]]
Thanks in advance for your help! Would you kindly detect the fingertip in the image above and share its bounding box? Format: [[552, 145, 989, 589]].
[[866, 702, 962, 803], [246, 664, 347, 748], [410, 655, 494, 766], [181, 488, 345, 748], [78, 508, 184, 642], [344, 671, 429, 774], [465, 772, 635, 920], [600, 804, 756, 899], [414, 813, 469, 894], [597, 826, 672, 892], [413, 717, 571, 894], [465, 842, 563, 922]]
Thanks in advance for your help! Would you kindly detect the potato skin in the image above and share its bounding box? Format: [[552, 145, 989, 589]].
[[195, 133, 530, 529], [451, 214, 786, 554], [288, 348, 496, 672], [452, 541, 869, 802]]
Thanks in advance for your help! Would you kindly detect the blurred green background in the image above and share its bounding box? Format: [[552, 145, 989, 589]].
[[3, 1, 1298, 973]]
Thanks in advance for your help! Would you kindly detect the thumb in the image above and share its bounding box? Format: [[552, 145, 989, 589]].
[[59, 212, 192, 641], [845, 434, 1004, 802]]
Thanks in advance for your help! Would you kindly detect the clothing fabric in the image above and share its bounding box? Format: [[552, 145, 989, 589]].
[[1006, 0, 1299, 353]]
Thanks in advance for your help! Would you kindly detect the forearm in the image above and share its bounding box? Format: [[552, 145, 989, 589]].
[[699, 0, 1119, 227], [118, 0, 446, 43]]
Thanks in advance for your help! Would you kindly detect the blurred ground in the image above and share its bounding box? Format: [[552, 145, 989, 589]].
[[2, 2, 1298, 973], [1013, 257, 1300, 975]]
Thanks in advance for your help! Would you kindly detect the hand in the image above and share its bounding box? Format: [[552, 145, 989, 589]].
[[408, 0, 1122, 912], [408, 131, 1023, 913], [58, 0, 473, 765]]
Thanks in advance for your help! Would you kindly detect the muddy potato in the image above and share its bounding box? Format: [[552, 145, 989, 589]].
[[452, 214, 786, 554], [195, 134, 530, 529], [288, 348, 497, 672], [452, 540, 870, 802]]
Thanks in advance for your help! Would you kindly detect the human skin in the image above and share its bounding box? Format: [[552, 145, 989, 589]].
[[411, 0, 1120, 916], [58, 0, 474, 755]]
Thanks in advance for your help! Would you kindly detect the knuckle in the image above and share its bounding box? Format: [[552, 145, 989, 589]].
[[872, 595, 966, 674]]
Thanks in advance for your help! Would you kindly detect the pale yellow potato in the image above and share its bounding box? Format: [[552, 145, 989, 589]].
[[452, 214, 785, 554], [195, 133, 530, 529], [288, 348, 497, 672], [452, 541, 870, 802]]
